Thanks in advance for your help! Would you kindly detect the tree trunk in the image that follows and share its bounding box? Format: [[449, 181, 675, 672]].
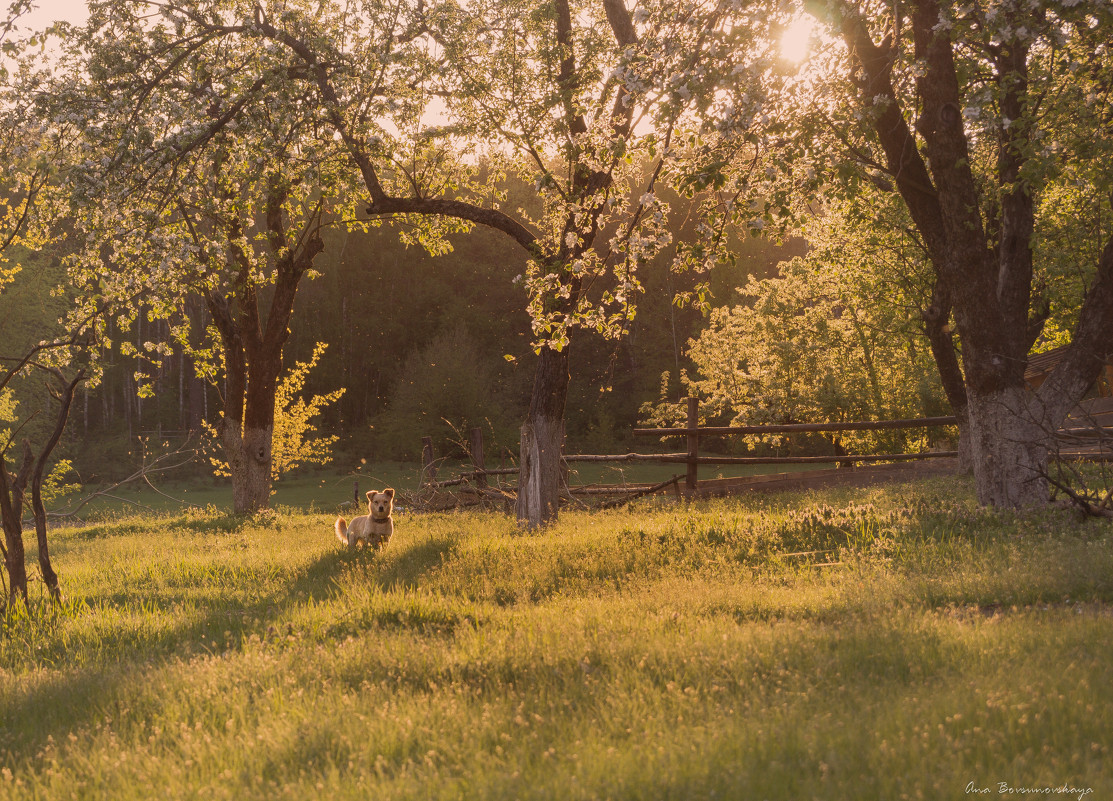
[[517, 346, 570, 526], [211, 323, 278, 516], [224, 422, 274, 515], [921, 280, 973, 471], [32, 483, 60, 600], [2, 529, 27, 603], [837, 4, 1099, 507], [1, 480, 28, 603], [0, 448, 31, 603], [964, 384, 1049, 507], [31, 370, 84, 600]]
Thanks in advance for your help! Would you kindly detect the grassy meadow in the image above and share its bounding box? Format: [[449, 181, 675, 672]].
[[59, 459, 825, 519], [2, 475, 1112, 800]]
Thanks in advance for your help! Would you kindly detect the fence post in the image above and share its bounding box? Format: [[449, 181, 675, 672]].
[[353, 479, 359, 505], [686, 397, 699, 493], [471, 427, 487, 488], [421, 436, 437, 486]]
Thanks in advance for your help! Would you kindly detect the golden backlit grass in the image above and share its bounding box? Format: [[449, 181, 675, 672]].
[[2, 475, 1111, 800]]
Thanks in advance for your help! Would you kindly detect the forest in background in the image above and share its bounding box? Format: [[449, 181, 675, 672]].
[[1, 0, 1109, 524], [0, 176, 798, 483]]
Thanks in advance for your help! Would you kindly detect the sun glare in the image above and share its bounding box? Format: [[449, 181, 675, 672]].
[[780, 16, 816, 64]]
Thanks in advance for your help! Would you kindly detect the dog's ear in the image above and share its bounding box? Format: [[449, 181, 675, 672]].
[[366, 491, 374, 501], [384, 488, 395, 499]]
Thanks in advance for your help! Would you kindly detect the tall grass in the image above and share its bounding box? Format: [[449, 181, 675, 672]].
[[2, 475, 1111, 800]]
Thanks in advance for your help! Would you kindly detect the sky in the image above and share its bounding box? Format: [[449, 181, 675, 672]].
[[21, 0, 89, 31]]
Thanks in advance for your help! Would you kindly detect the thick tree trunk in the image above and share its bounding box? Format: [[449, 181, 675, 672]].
[[517, 417, 565, 527], [224, 423, 274, 515], [212, 325, 278, 515], [200, 171, 322, 516], [839, 3, 1093, 507], [965, 385, 1049, 507], [517, 346, 570, 527]]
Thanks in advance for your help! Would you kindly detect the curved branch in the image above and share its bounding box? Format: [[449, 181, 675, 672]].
[[365, 195, 539, 253]]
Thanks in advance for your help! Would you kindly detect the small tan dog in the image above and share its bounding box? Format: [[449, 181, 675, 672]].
[[335, 488, 395, 550]]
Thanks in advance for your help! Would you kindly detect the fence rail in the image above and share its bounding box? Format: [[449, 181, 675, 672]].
[[566, 451, 957, 465], [419, 398, 960, 504], [630, 398, 958, 491], [631, 415, 959, 437]]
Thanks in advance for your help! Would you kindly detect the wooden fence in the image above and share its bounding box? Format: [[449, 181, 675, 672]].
[[632, 397, 958, 492], [418, 398, 960, 504]]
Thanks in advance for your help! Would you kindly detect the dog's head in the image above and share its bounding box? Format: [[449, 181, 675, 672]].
[[366, 488, 395, 518]]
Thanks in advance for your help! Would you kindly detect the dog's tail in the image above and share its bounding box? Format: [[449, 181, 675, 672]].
[[335, 516, 349, 545]]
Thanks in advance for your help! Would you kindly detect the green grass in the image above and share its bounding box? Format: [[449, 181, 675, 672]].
[[63, 459, 826, 520], [3, 475, 1112, 800], [62, 463, 424, 519]]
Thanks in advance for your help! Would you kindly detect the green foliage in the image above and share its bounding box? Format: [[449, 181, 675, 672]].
[[38, 458, 79, 505], [0, 387, 15, 442], [270, 344, 345, 480], [645, 198, 949, 452], [2, 478, 1112, 798], [205, 344, 344, 482]]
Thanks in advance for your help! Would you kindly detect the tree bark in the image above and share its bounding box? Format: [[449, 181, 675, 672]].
[[29, 370, 84, 601], [0, 466, 28, 603], [1, 444, 33, 603], [921, 280, 972, 470], [517, 345, 570, 526], [964, 385, 1049, 507], [837, 0, 1113, 507], [202, 175, 323, 515], [223, 422, 274, 515], [208, 297, 283, 515]]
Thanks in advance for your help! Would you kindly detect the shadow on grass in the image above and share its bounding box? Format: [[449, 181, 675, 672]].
[[67, 512, 252, 540], [284, 532, 456, 598], [372, 534, 457, 590], [0, 532, 462, 764]]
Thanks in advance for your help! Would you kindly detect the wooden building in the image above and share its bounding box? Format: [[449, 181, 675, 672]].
[[1024, 345, 1113, 460]]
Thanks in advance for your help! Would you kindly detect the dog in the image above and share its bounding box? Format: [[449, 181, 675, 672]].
[[335, 488, 395, 550]]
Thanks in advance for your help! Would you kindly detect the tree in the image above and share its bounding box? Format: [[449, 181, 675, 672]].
[[289, 0, 740, 524], [69, 0, 740, 525], [807, 0, 1113, 506], [660, 196, 949, 454], [52, 2, 353, 513], [0, 362, 85, 603], [0, 3, 92, 602], [685, 0, 1113, 506]]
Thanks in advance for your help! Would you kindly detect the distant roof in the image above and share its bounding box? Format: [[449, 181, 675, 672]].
[[1025, 345, 1113, 384], [1025, 346, 1068, 382]]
